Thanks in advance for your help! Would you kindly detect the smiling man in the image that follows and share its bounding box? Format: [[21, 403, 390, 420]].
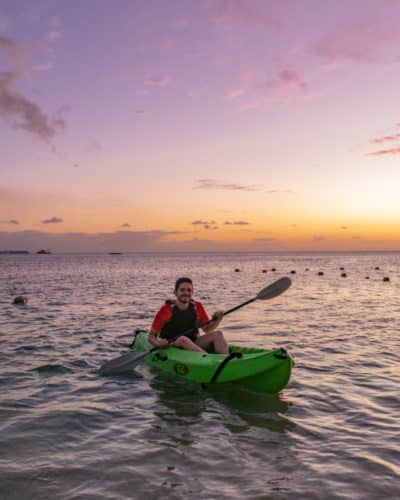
[[148, 277, 229, 354]]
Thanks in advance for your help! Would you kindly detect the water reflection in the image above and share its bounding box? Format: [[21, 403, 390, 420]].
[[148, 371, 295, 435]]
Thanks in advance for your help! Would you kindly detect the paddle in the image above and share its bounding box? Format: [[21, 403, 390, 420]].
[[99, 276, 291, 376]]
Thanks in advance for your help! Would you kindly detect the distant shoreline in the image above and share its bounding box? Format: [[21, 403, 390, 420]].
[[0, 250, 30, 254], [1, 250, 400, 255]]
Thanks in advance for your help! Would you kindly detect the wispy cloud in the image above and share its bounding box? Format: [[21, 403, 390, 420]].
[[367, 147, 400, 156], [136, 33, 174, 50], [3, 219, 19, 225], [210, 0, 283, 33], [0, 35, 23, 62], [227, 66, 308, 111], [314, 18, 400, 66], [41, 217, 64, 224], [89, 140, 103, 151], [369, 133, 400, 144], [0, 71, 66, 141], [255, 68, 307, 98], [191, 220, 218, 230], [120, 223, 131, 228], [144, 75, 171, 87], [193, 178, 261, 192], [193, 178, 294, 195], [224, 220, 250, 225]]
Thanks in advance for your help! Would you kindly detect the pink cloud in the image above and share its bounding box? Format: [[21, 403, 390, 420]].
[[252, 67, 307, 101], [0, 35, 23, 62], [225, 66, 308, 111], [367, 148, 400, 156], [223, 88, 244, 100], [136, 33, 174, 50], [314, 20, 400, 65], [370, 133, 400, 144], [210, 0, 283, 33], [193, 178, 261, 192], [144, 75, 171, 87]]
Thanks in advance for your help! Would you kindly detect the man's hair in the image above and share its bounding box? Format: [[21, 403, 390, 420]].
[[174, 277, 193, 292]]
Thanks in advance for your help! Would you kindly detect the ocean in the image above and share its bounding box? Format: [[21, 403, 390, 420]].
[[1, 252, 399, 499]]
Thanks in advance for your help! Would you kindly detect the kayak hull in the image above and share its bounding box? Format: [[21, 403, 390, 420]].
[[132, 330, 293, 394]]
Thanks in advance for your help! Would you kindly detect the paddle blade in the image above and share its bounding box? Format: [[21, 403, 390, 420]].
[[99, 350, 148, 376], [256, 276, 291, 300]]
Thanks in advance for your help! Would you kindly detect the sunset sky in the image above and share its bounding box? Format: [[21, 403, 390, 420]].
[[1, 0, 400, 252]]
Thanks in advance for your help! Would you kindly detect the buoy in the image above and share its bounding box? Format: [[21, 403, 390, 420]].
[[365, 276, 370, 280], [262, 269, 267, 273], [318, 271, 324, 276], [13, 296, 28, 305], [341, 273, 347, 277], [305, 268, 310, 271], [234, 268, 240, 272], [375, 266, 380, 270], [290, 270, 296, 274], [340, 267, 345, 271], [271, 268, 276, 272], [383, 277, 390, 282]]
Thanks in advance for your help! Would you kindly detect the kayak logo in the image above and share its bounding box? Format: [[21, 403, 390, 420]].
[[174, 363, 189, 376]]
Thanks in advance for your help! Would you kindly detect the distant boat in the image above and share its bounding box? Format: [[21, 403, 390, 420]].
[[108, 252, 123, 255], [37, 249, 52, 254]]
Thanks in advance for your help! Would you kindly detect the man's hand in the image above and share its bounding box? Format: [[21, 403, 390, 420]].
[[155, 338, 169, 348], [212, 310, 224, 322]]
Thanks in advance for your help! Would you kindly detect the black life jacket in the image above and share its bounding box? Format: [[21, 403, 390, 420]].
[[160, 300, 199, 342]]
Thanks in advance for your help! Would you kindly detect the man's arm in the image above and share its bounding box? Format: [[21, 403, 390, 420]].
[[148, 327, 169, 348], [201, 310, 224, 333], [148, 304, 171, 348]]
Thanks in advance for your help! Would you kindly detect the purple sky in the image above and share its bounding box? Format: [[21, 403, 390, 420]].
[[1, 0, 400, 252]]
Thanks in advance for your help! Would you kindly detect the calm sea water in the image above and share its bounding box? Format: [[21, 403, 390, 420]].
[[1, 252, 399, 499]]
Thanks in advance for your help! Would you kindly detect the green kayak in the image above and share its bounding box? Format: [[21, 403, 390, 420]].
[[132, 330, 293, 394]]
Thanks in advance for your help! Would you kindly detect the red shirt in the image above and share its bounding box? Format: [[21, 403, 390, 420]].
[[152, 301, 209, 332]]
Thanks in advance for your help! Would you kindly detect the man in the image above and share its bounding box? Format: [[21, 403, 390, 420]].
[[148, 277, 229, 354]]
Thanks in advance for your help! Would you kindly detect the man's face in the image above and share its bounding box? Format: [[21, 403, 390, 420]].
[[175, 282, 193, 304]]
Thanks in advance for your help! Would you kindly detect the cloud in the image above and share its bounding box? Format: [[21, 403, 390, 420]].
[[120, 223, 131, 228], [210, 0, 283, 33], [193, 178, 294, 195], [191, 220, 218, 230], [255, 68, 307, 96], [144, 75, 171, 87], [89, 140, 103, 151], [193, 178, 260, 192], [340, 226, 348, 230], [229, 66, 308, 111], [41, 217, 64, 224], [367, 147, 400, 156], [224, 88, 245, 101], [3, 219, 19, 225], [0, 35, 23, 62], [369, 133, 400, 144], [0, 71, 66, 141], [224, 220, 250, 225], [192, 219, 215, 225], [314, 19, 400, 66], [136, 33, 174, 50]]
